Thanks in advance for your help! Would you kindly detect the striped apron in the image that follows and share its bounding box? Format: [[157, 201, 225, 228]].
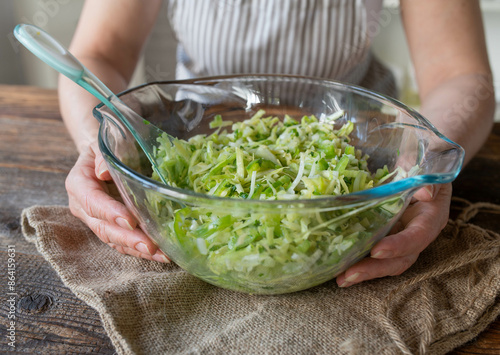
[[167, 0, 396, 97]]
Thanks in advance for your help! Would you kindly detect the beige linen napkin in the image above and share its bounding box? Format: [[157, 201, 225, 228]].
[[21, 199, 500, 355]]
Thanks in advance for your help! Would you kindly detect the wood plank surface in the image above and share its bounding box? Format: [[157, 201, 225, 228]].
[[0, 84, 498, 354], [0, 85, 115, 354]]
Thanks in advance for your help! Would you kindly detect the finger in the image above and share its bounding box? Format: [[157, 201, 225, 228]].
[[388, 220, 404, 235], [371, 204, 445, 259], [78, 177, 136, 229], [84, 216, 161, 256], [67, 154, 138, 230], [108, 243, 171, 263], [68, 187, 135, 233], [66, 145, 164, 260], [95, 155, 111, 181], [371, 184, 452, 259], [370, 223, 437, 260], [336, 253, 419, 287], [412, 184, 442, 202], [92, 144, 112, 181]]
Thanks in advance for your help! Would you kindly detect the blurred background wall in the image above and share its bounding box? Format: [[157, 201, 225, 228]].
[[1, 0, 86, 88], [1, 0, 499, 120], [0, 0, 177, 88]]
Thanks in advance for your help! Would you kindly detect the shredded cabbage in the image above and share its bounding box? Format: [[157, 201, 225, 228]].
[[152, 110, 392, 199], [147, 110, 407, 293]]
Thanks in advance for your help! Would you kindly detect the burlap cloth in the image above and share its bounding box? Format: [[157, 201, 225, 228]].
[[21, 198, 500, 355]]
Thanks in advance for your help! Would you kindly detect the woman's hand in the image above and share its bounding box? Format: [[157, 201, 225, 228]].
[[59, 0, 165, 263], [334, 0, 492, 288], [336, 183, 452, 287], [66, 142, 169, 263]]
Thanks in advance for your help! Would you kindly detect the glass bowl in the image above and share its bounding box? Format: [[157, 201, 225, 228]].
[[94, 75, 464, 295]]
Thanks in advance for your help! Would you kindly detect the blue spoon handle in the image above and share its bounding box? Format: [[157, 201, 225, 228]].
[[14, 23, 169, 185], [14, 24, 115, 105]]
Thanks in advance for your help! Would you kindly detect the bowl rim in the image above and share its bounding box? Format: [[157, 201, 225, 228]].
[[95, 74, 464, 206]]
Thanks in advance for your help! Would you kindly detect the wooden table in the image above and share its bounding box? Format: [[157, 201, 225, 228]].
[[0, 85, 498, 354]]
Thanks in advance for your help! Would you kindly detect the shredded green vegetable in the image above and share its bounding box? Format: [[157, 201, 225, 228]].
[[146, 110, 406, 293], [152, 110, 389, 199]]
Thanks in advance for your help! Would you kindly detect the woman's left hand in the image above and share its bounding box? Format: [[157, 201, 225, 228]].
[[336, 183, 452, 287]]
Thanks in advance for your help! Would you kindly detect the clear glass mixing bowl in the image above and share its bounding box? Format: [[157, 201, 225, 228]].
[[94, 75, 464, 294]]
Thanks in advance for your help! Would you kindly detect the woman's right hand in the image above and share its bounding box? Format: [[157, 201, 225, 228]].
[[66, 141, 169, 263]]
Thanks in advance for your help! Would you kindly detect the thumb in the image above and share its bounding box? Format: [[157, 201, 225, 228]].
[[413, 184, 441, 202], [91, 142, 112, 181]]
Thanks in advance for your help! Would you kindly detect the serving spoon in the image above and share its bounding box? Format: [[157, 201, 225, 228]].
[[14, 23, 169, 185]]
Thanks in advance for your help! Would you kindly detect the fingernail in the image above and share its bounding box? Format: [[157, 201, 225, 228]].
[[116, 217, 134, 231], [97, 162, 109, 178], [339, 281, 353, 288], [136, 242, 152, 255], [424, 185, 434, 199], [153, 253, 170, 263], [345, 272, 364, 283], [372, 250, 393, 259]]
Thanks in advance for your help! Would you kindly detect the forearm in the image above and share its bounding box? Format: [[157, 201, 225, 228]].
[[401, 0, 494, 165], [58, 0, 162, 153], [419, 73, 495, 165], [58, 58, 129, 152]]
